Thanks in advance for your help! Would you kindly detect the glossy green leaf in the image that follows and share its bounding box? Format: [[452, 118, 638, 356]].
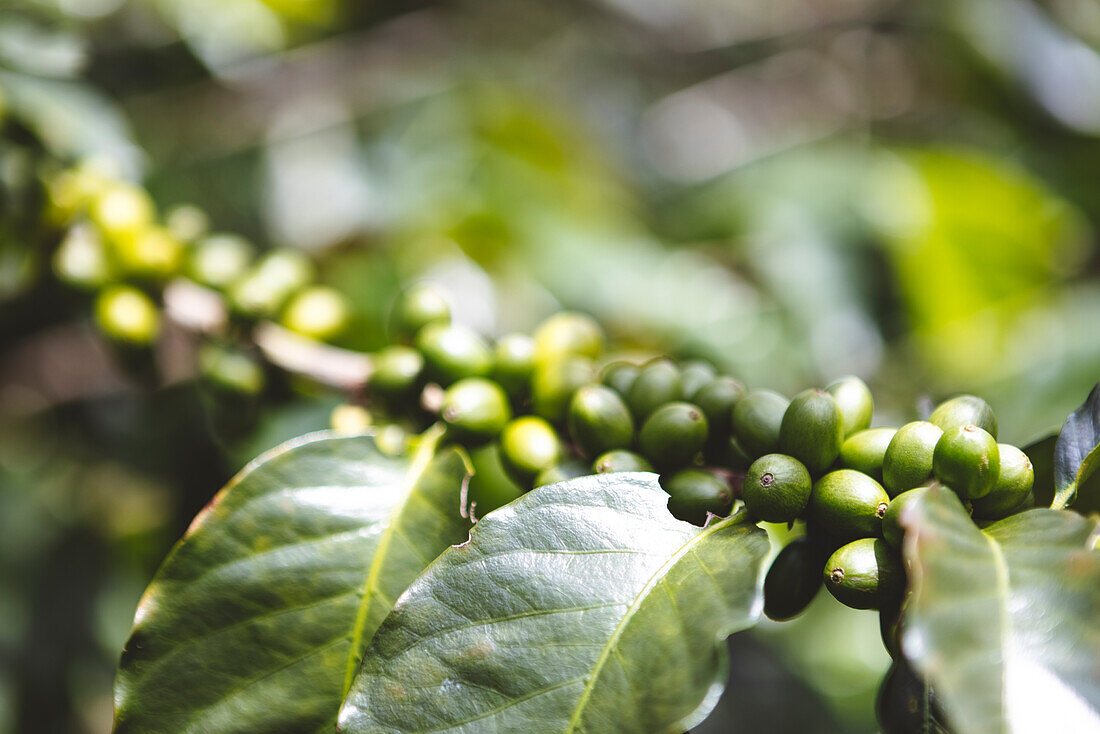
[[113, 427, 471, 733], [1053, 383, 1100, 510], [900, 485, 1100, 734], [338, 472, 769, 734]]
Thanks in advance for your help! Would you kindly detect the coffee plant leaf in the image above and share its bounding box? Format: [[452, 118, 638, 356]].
[[113, 426, 471, 733], [1053, 382, 1100, 510], [337, 472, 769, 734], [900, 484, 1100, 734]]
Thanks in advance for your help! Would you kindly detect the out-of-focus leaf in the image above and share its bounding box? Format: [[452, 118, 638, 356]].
[[113, 427, 471, 733], [864, 148, 1090, 385], [1053, 383, 1100, 509], [151, 0, 334, 70], [0, 71, 140, 172], [338, 473, 769, 733], [0, 18, 86, 77], [0, 230, 37, 301], [901, 485, 1100, 734]]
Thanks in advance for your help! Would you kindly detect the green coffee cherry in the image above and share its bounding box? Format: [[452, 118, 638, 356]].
[[663, 469, 732, 525], [879, 599, 903, 660], [440, 378, 511, 443], [693, 376, 745, 459], [743, 454, 812, 523], [94, 285, 161, 345], [707, 434, 754, 472], [763, 537, 825, 622], [692, 376, 745, 427], [389, 283, 451, 341], [638, 401, 708, 470], [499, 416, 562, 485], [929, 394, 998, 439], [164, 204, 209, 242], [809, 469, 890, 543], [839, 427, 896, 484], [971, 444, 1035, 520], [568, 385, 634, 458], [115, 225, 183, 280], [973, 491, 1034, 523], [53, 224, 112, 290], [882, 421, 943, 497], [199, 344, 265, 396], [370, 346, 424, 399], [534, 459, 590, 488], [876, 658, 948, 734], [532, 311, 604, 363], [281, 285, 349, 341], [626, 358, 683, 421], [254, 248, 315, 293], [90, 182, 155, 243], [932, 425, 1000, 501], [679, 359, 717, 401], [826, 375, 874, 438], [881, 486, 927, 549], [229, 249, 315, 317], [492, 333, 536, 399], [468, 443, 524, 516], [46, 162, 112, 223], [330, 404, 372, 433], [188, 234, 254, 290], [374, 424, 410, 456], [778, 389, 844, 476], [197, 346, 261, 437], [824, 538, 903, 610], [731, 389, 788, 458], [599, 361, 640, 397], [593, 450, 654, 474], [416, 323, 493, 386], [229, 273, 283, 317], [531, 356, 596, 424]]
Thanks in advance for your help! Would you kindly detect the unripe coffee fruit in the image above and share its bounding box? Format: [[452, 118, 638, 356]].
[[743, 453, 812, 523], [778, 389, 844, 475]]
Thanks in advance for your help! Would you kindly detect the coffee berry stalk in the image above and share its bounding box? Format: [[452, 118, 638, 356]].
[[362, 285, 1037, 631]]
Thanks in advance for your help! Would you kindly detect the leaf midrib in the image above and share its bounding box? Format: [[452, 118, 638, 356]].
[[563, 513, 742, 734], [981, 528, 1012, 731], [341, 426, 445, 696]]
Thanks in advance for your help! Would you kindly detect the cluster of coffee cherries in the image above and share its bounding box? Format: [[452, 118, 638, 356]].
[[744, 387, 1034, 628], [369, 284, 765, 523], [45, 161, 350, 360]]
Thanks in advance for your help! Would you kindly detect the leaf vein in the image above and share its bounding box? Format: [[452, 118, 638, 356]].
[[562, 515, 742, 733]]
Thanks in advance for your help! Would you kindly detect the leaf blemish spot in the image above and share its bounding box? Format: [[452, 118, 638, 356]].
[[462, 638, 495, 661]]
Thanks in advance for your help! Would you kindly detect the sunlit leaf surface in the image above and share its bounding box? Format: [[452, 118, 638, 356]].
[[339, 472, 769, 733], [113, 428, 471, 733]]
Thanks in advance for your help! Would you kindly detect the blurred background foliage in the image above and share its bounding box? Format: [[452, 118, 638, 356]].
[[3, 0, 1100, 731]]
